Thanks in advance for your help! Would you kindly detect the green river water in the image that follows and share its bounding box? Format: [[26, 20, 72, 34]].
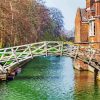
[[0, 56, 100, 100]]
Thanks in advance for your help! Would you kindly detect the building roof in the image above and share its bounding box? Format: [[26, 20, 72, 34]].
[[80, 9, 88, 22], [95, 0, 100, 2]]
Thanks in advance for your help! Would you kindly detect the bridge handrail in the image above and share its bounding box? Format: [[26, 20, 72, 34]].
[[0, 41, 100, 74]]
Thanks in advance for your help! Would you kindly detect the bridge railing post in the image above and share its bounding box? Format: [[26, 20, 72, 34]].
[[0, 49, 7, 61], [58, 41, 63, 56], [11, 47, 19, 64], [88, 48, 96, 65], [60, 41, 63, 56], [44, 41, 48, 56], [28, 45, 33, 59], [74, 45, 80, 60]]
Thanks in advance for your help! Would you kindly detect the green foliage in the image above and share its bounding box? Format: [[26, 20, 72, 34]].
[[41, 32, 55, 41]]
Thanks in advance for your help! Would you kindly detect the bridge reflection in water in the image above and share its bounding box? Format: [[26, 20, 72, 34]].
[[0, 56, 100, 100]]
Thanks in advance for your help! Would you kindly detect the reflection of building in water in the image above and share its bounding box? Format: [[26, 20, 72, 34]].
[[73, 57, 100, 80], [74, 70, 100, 100], [75, 0, 100, 48], [74, 70, 94, 90]]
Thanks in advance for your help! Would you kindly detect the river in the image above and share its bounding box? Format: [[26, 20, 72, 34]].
[[0, 56, 100, 100]]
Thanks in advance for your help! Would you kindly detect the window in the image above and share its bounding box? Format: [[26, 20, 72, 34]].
[[89, 21, 95, 36]]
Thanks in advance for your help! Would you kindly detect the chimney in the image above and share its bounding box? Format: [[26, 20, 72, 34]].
[[86, 0, 91, 8]]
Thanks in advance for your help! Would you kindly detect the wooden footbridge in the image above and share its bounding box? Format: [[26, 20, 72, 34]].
[[0, 41, 100, 80]]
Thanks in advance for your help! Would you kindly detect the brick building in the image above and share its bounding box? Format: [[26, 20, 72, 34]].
[[75, 0, 100, 48]]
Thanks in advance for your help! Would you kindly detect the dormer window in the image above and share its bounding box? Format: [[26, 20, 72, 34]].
[[89, 20, 95, 36]]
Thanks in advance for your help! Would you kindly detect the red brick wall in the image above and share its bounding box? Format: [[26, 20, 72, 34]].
[[95, 1, 100, 16], [95, 18, 100, 48], [75, 8, 81, 43], [80, 23, 89, 42], [75, 8, 89, 43]]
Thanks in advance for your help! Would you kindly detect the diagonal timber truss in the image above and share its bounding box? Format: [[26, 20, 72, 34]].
[[0, 41, 100, 74], [0, 41, 66, 73]]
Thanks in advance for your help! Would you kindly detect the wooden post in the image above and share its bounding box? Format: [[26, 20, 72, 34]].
[[60, 41, 63, 56], [94, 68, 98, 81], [74, 46, 80, 60], [88, 49, 95, 65], [11, 48, 19, 64], [0, 49, 6, 60], [45, 41, 48, 56], [28, 45, 33, 59]]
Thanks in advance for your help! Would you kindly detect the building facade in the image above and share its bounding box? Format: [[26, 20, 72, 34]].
[[75, 0, 100, 48]]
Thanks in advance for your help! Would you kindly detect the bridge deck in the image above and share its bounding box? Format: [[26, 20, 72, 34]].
[[0, 41, 100, 75]]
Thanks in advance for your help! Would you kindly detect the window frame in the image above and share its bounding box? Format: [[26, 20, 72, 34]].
[[89, 21, 95, 36]]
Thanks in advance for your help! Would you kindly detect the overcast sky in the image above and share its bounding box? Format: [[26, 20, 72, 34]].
[[45, 0, 86, 30]]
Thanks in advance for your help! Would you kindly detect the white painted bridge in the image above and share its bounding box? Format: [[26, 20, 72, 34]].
[[0, 41, 71, 73], [0, 41, 100, 75]]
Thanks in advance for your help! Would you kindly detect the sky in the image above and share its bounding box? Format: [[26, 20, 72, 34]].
[[45, 0, 86, 30]]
